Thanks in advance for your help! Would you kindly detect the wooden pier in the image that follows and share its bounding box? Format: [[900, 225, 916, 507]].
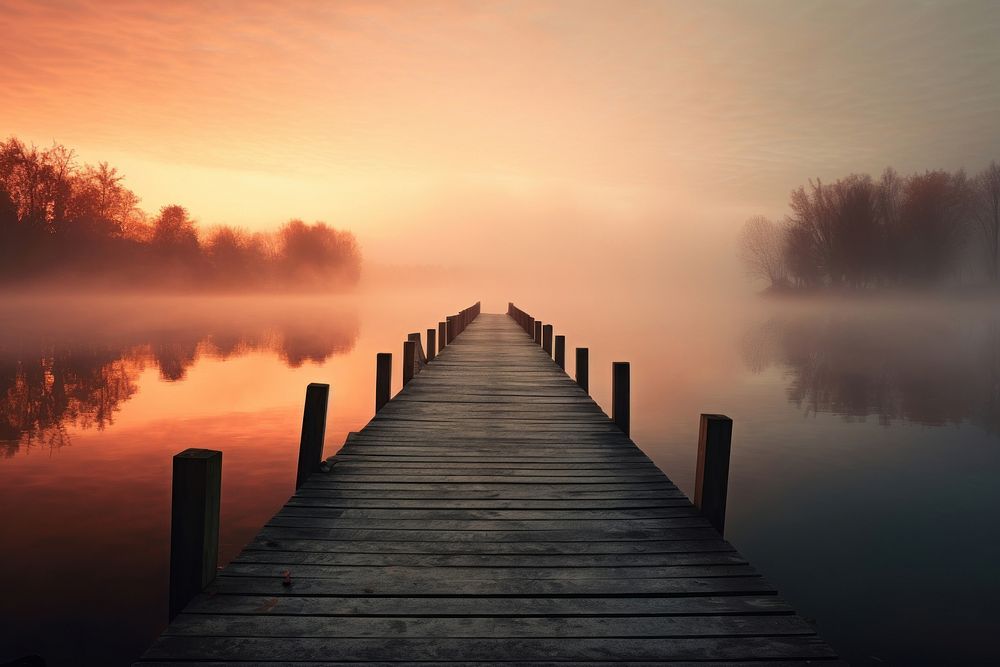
[[138, 306, 838, 664]]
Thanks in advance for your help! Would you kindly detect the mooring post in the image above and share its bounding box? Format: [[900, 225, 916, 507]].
[[446, 316, 457, 344], [296, 383, 329, 489], [426, 328, 436, 361], [534, 320, 542, 344], [542, 324, 553, 356], [695, 414, 733, 535], [576, 347, 589, 392], [169, 448, 222, 621], [438, 321, 447, 353], [554, 335, 566, 369], [402, 340, 416, 386], [375, 353, 391, 412], [612, 362, 630, 436]]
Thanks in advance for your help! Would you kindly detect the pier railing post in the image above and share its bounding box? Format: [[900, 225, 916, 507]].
[[534, 321, 542, 344], [576, 347, 589, 392], [527, 316, 535, 337], [542, 324, 553, 356], [695, 414, 733, 535], [438, 321, 447, 353], [612, 362, 630, 436], [403, 340, 416, 386], [408, 332, 426, 365], [296, 383, 329, 489], [169, 448, 222, 621], [446, 316, 457, 344], [554, 335, 566, 370], [375, 353, 392, 412], [426, 328, 436, 361]]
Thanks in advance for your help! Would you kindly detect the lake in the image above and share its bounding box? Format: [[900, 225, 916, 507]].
[[1, 289, 998, 665]]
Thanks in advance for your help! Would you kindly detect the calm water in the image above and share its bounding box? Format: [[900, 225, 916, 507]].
[[1, 290, 998, 665]]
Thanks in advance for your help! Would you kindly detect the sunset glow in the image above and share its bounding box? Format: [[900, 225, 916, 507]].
[[4, 0, 999, 277]]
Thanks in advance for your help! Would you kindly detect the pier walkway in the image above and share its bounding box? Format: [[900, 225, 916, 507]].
[[138, 311, 837, 664]]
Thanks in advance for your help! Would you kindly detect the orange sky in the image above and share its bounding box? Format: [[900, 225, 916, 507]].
[[3, 0, 1000, 283]]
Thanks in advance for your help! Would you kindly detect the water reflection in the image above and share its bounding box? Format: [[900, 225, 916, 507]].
[[742, 309, 1000, 432], [0, 296, 359, 456]]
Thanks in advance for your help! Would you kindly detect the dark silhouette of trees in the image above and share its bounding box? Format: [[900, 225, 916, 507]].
[[973, 161, 1000, 283], [743, 163, 998, 290], [0, 136, 362, 290], [279, 219, 362, 286]]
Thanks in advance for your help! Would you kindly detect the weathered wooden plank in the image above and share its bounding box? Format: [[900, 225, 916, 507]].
[[141, 636, 836, 662], [232, 550, 744, 567], [206, 575, 773, 596], [278, 507, 702, 520], [220, 562, 759, 580], [182, 593, 790, 617], [165, 614, 814, 638], [247, 534, 736, 555]]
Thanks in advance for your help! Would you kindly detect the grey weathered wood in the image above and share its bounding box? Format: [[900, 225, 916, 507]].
[[407, 332, 426, 366], [169, 448, 222, 621], [141, 312, 834, 664], [576, 347, 589, 392], [402, 341, 416, 387], [542, 323, 553, 356], [612, 361, 630, 436], [555, 335, 566, 369], [695, 414, 733, 535], [374, 353, 391, 412], [295, 383, 329, 489], [426, 328, 436, 361]]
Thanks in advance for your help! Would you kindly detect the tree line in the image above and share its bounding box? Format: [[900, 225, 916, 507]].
[[740, 162, 1000, 290], [0, 137, 362, 289]]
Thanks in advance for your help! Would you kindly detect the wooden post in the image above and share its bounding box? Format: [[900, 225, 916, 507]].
[[438, 321, 447, 353], [403, 340, 416, 386], [296, 383, 329, 489], [426, 328, 436, 361], [169, 448, 221, 620], [554, 335, 566, 369], [695, 414, 733, 535], [576, 347, 589, 392], [612, 362, 630, 436], [527, 316, 535, 337], [446, 316, 457, 344], [542, 324, 553, 356], [408, 332, 426, 364], [375, 353, 391, 412], [534, 320, 542, 344]]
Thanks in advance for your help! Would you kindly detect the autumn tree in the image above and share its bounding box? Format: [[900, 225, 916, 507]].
[[152, 205, 199, 253]]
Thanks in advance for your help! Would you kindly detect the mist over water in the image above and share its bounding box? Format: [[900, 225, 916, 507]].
[[1, 287, 998, 665]]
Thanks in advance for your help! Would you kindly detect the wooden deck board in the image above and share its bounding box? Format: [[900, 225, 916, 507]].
[[136, 312, 836, 664]]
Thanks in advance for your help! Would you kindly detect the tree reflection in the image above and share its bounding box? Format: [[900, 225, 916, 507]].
[[741, 309, 1000, 433], [0, 304, 358, 456]]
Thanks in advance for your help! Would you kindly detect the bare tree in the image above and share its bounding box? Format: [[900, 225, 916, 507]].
[[973, 161, 1000, 283], [739, 215, 788, 288]]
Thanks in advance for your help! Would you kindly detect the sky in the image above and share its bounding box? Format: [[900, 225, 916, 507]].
[[3, 0, 1000, 285]]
